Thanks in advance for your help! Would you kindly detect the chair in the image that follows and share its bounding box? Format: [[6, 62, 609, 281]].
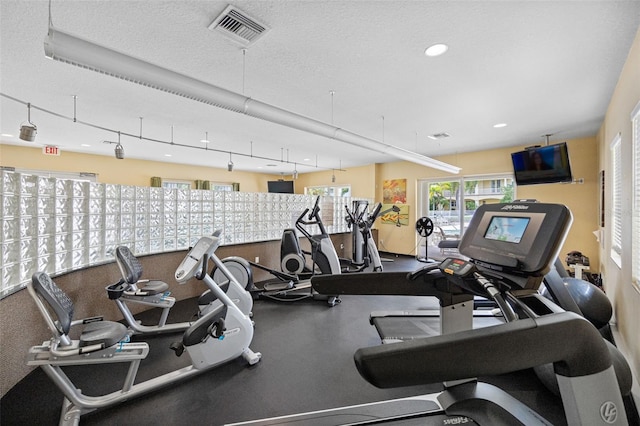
[[434, 226, 459, 255]]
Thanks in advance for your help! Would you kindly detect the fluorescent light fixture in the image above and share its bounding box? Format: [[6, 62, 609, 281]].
[[44, 27, 460, 174], [425, 43, 448, 57]]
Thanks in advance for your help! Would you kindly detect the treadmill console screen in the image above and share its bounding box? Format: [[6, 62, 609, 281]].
[[484, 216, 530, 243], [458, 202, 572, 276]]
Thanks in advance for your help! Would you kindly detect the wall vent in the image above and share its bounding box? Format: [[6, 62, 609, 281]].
[[208, 5, 270, 47], [427, 132, 451, 140]]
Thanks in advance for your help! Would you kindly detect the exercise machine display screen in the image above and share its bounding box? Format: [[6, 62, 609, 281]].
[[440, 257, 475, 277], [458, 202, 572, 276], [483, 216, 530, 244]]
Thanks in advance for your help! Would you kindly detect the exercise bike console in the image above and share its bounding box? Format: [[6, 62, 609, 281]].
[[176, 235, 220, 283]]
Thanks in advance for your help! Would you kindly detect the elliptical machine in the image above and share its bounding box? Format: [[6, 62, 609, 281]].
[[27, 232, 260, 425], [342, 201, 400, 272], [216, 196, 341, 305]]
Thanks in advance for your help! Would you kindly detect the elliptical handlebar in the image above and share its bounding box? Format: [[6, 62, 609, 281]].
[[308, 196, 321, 221], [296, 197, 328, 237]]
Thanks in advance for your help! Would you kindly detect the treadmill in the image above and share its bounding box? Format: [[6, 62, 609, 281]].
[[227, 201, 632, 425]]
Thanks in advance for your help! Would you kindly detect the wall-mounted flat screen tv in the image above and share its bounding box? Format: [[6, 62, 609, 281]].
[[267, 180, 294, 194], [511, 142, 573, 186]]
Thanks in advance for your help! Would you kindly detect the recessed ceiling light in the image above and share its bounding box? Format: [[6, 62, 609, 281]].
[[200, 139, 210, 143], [493, 123, 507, 128], [303, 158, 310, 161], [425, 43, 448, 57], [427, 132, 451, 140], [164, 154, 172, 157], [1, 133, 14, 138], [81, 143, 91, 147]]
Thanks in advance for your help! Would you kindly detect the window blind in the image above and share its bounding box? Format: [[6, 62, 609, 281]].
[[611, 135, 622, 266], [632, 102, 640, 288]]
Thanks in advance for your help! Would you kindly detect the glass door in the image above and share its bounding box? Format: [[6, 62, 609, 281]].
[[418, 175, 514, 259]]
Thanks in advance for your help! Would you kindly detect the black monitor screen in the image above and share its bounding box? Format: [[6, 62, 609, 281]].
[[511, 142, 573, 186], [458, 202, 572, 277], [484, 216, 530, 244], [267, 180, 294, 194]]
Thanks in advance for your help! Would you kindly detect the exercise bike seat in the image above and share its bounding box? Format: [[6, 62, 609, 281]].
[[32, 271, 129, 349], [116, 246, 170, 294]]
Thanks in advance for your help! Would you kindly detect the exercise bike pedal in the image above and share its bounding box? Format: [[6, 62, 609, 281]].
[[170, 341, 185, 357]]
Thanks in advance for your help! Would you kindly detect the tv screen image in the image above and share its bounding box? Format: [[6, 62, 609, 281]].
[[484, 216, 530, 244], [511, 142, 573, 185], [267, 180, 294, 194]]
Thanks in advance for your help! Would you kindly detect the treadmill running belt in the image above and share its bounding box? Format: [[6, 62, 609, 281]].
[[372, 315, 504, 343]]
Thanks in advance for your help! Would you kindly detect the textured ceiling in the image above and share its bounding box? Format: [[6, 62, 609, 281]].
[[1, 1, 639, 176]]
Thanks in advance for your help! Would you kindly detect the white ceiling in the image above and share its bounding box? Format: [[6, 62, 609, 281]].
[[1, 1, 639, 176]]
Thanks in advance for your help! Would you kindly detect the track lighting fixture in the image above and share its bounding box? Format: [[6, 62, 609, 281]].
[[228, 152, 234, 172], [332, 171, 336, 183], [114, 132, 124, 159], [114, 142, 124, 159], [292, 166, 298, 180], [103, 132, 124, 159], [19, 103, 37, 142]]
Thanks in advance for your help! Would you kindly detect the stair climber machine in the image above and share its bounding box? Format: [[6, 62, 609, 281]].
[[27, 232, 261, 426], [229, 201, 637, 425], [214, 196, 341, 306], [105, 230, 254, 335], [342, 201, 400, 272]]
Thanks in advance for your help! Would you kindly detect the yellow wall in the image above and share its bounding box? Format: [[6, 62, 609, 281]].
[[0, 144, 276, 192], [596, 26, 640, 379], [293, 163, 377, 199], [299, 138, 600, 272], [2, 137, 600, 270]]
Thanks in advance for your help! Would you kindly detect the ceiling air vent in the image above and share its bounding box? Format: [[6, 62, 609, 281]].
[[208, 5, 270, 47], [427, 132, 451, 140]]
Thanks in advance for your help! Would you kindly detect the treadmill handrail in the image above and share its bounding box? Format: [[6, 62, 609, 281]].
[[354, 310, 611, 389]]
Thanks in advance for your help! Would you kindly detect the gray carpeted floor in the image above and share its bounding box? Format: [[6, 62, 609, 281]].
[[2, 255, 568, 425]]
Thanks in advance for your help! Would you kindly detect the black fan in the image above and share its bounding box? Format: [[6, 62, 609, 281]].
[[415, 217, 434, 237]]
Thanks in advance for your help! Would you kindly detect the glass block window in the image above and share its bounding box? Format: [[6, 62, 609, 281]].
[[0, 171, 351, 298]]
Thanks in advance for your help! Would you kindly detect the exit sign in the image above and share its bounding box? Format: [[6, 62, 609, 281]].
[[43, 145, 60, 156]]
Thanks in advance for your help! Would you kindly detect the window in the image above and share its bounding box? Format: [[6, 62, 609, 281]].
[[417, 174, 514, 258], [305, 185, 351, 197], [211, 182, 234, 192], [162, 180, 191, 191], [632, 101, 640, 289], [11, 168, 98, 182], [610, 134, 622, 267]]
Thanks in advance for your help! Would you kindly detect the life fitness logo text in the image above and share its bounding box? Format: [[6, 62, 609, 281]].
[[501, 205, 529, 211], [600, 401, 618, 423]]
